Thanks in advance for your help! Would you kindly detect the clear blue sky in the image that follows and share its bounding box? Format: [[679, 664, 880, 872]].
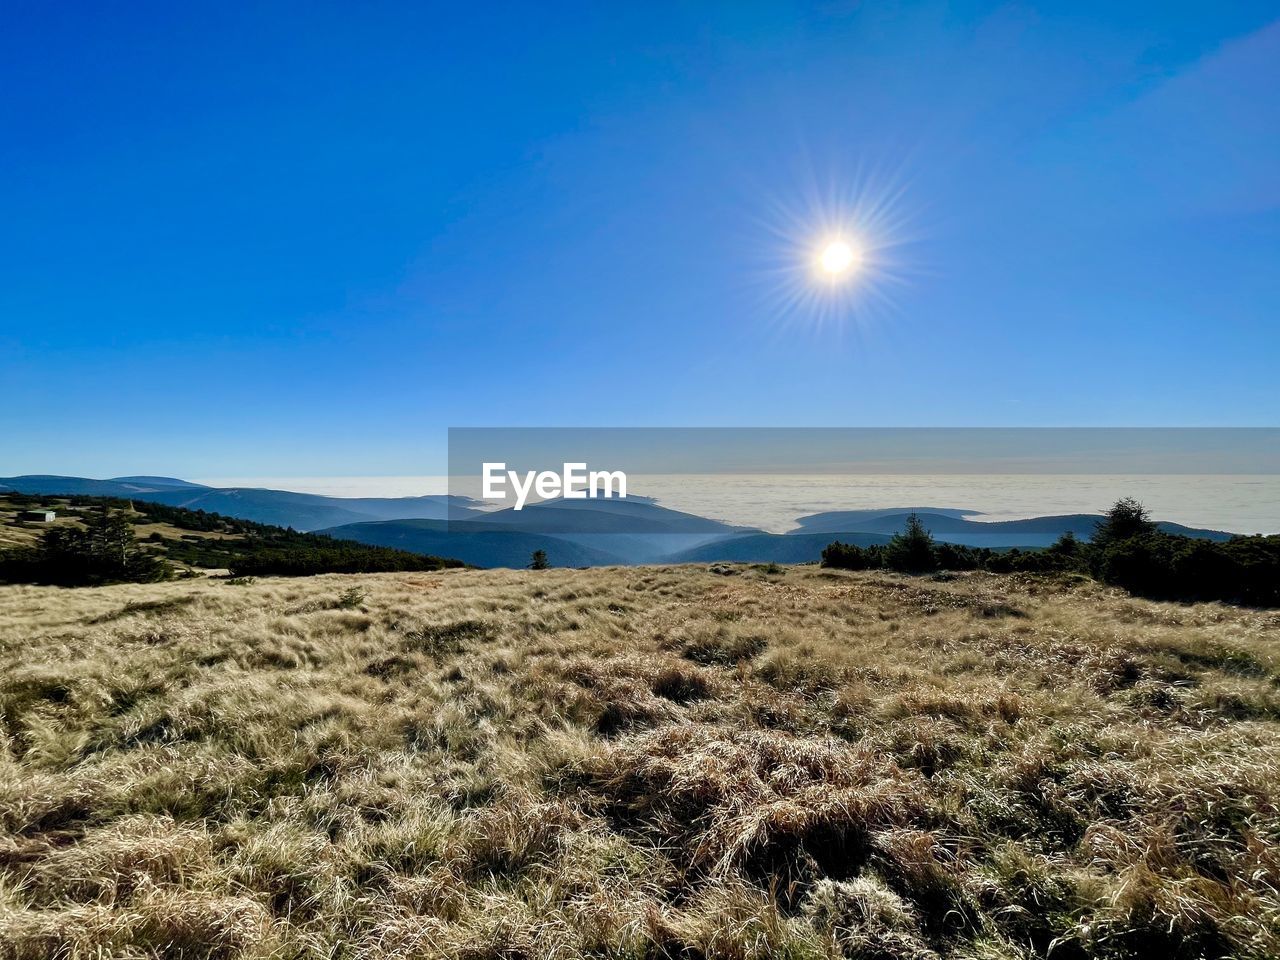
[[2, 2, 1277, 477]]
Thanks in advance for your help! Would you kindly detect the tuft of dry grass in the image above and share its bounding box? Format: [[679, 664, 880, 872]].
[[1, 565, 1278, 958]]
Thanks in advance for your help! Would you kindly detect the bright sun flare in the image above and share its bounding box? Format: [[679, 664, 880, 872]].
[[820, 239, 859, 277]]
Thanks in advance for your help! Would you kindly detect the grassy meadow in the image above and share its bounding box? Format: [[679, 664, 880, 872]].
[[1, 565, 1279, 959]]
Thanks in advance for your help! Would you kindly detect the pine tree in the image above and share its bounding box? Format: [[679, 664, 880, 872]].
[[1093, 498, 1155, 548], [37, 507, 168, 584], [883, 512, 938, 573]]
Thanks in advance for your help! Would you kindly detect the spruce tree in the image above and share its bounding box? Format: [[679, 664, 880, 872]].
[[883, 512, 938, 573]]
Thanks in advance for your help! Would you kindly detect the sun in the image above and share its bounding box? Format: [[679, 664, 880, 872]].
[[820, 239, 859, 277], [748, 160, 919, 333]]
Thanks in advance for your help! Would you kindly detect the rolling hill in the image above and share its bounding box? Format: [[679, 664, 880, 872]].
[[0, 492, 463, 580], [0, 476, 1245, 568], [792, 509, 1234, 547], [0, 475, 209, 496], [319, 518, 626, 569], [0, 475, 483, 532], [665, 530, 894, 564], [463, 495, 759, 562]]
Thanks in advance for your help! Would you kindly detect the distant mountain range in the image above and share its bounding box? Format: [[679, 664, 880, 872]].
[[320, 495, 758, 568], [662, 531, 895, 564], [313, 519, 628, 569], [791, 510, 1235, 548], [0, 475, 482, 531], [0, 475, 1239, 569]]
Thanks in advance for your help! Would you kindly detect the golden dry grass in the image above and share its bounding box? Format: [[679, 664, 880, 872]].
[[1, 564, 1278, 959]]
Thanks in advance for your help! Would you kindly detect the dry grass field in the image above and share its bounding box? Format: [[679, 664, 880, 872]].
[[1, 564, 1278, 959]]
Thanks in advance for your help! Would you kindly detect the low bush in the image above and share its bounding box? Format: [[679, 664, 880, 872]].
[[823, 500, 1279, 607]]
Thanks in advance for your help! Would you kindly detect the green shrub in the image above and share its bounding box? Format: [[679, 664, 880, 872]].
[[821, 541, 877, 571], [1098, 532, 1280, 606], [822, 500, 1277, 607], [335, 587, 366, 609]]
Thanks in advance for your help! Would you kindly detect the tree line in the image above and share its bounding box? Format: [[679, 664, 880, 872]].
[[0, 499, 462, 585], [821, 498, 1280, 606]]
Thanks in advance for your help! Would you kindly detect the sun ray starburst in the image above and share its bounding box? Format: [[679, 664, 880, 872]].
[[745, 156, 925, 338]]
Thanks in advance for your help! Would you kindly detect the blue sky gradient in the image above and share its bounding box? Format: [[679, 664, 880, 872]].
[[2, 2, 1277, 476]]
